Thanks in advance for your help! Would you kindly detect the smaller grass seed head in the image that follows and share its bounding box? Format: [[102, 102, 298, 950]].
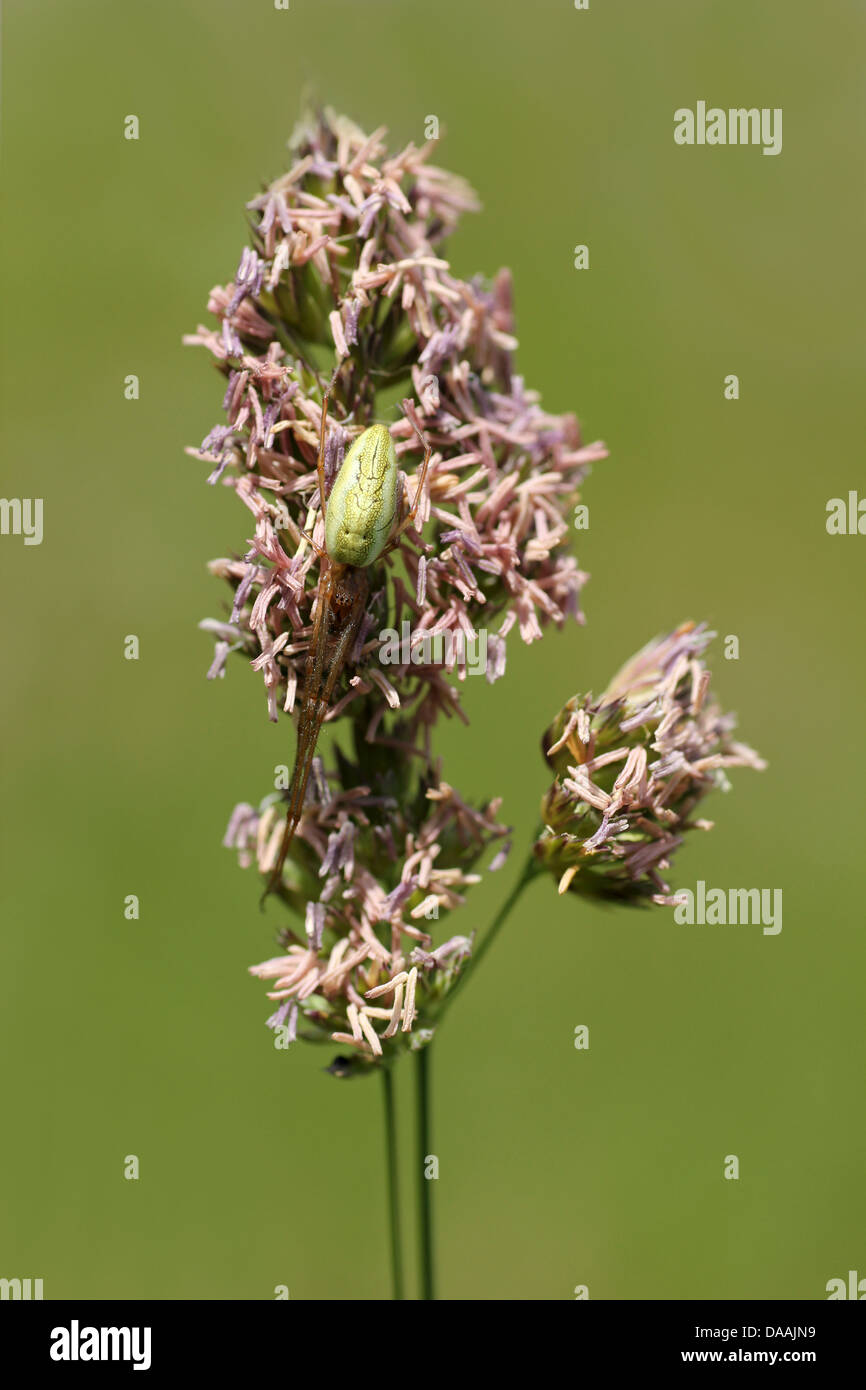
[[534, 622, 767, 904]]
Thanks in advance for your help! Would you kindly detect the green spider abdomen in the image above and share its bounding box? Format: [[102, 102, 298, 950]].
[[325, 424, 400, 568]]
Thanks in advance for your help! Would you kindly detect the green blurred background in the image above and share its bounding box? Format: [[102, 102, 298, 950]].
[[1, 0, 863, 1301]]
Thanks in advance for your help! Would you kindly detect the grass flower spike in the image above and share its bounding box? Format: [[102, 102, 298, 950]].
[[226, 752, 508, 1067], [186, 107, 605, 746], [187, 110, 602, 1068], [535, 622, 766, 903]]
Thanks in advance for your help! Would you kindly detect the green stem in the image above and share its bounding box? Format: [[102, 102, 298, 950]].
[[381, 1067, 404, 1300], [413, 857, 537, 1301], [405, 850, 539, 1295], [437, 855, 538, 1024], [415, 1046, 435, 1301], [465, 855, 537, 981]]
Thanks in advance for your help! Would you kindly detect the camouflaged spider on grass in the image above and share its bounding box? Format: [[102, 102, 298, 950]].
[[260, 384, 432, 907]]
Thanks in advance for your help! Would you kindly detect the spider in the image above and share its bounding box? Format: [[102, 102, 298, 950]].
[[261, 390, 432, 906]]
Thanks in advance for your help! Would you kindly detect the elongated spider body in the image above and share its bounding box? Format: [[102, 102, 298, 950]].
[[261, 396, 430, 906]]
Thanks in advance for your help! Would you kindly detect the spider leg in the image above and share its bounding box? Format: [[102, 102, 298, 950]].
[[299, 525, 326, 560], [260, 567, 334, 907], [279, 508, 326, 561], [285, 387, 332, 564], [260, 570, 369, 908], [316, 388, 331, 523], [382, 406, 432, 554]]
